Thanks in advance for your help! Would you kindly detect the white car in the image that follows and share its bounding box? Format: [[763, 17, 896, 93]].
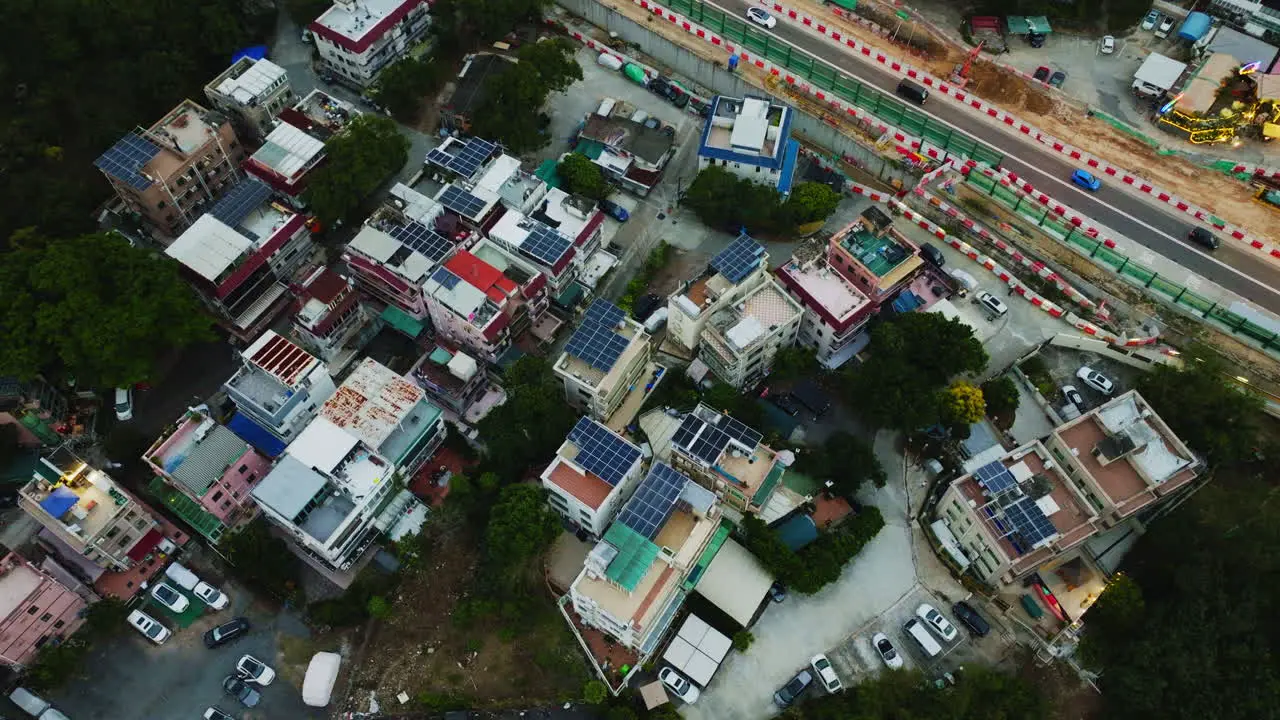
[[872, 632, 904, 669], [150, 581, 190, 613], [1062, 385, 1085, 412], [1156, 16, 1175, 38], [114, 387, 134, 421], [659, 667, 700, 704], [1141, 10, 1159, 31], [194, 581, 230, 610], [746, 7, 777, 28], [1100, 35, 1115, 54], [810, 654, 843, 693], [916, 603, 958, 642], [204, 709, 234, 720], [976, 291, 1008, 318], [127, 610, 171, 645], [1076, 366, 1115, 395], [237, 654, 276, 686]]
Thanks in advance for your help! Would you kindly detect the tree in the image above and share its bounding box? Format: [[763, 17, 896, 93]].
[[283, 0, 332, 23], [470, 40, 582, 154], [428, 0, 550, 54], [796, 432, 886, 495], [583, 679, 608, 705], [373, 56, 443, 120], [219, 519, 302, 603], [485, 484, 561, 585], [683, 166, 784, 233], [738, 508, 884, 594], [939, 381, 985, 425], [732, 630, 754, 651], [518, 38, 584, 93], [769, 346, 818, 384], [1136, 355, 1264, 467], [303, 114, 410, 227], [0, 424, 21, 470], [980, 375, 1020, 426], [475, 356, 577, 482], [791, 664, 1046, 719], [558, 152, 609, 201], [779, 182, 841, 226], [0, 233, 213, 386]]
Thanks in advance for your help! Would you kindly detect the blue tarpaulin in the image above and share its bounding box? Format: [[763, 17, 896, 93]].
[[39, 485, 79, 519], [232, 45, 268, 63], [226, 413, 287, 458], [891, 291, 924, 313]]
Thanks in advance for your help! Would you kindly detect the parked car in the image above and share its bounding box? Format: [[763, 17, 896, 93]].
[[194, 581, 230, 610], [237, 654, 276, 685], [872, 632, 904, 669], [127, 610, 171, 645], [1076, 366, 1115, 395], [113, 387, 134, 421], [747, 7, 777, 28], [150, 581, 190, 614], [952, 601, 991, 637], [222, 676, 261, 708], [1156, 16, 1175, 38], [204, 708, 235, 720], [1142, 10, 1160, 31], [770, 393, 801, 417], [976, 291, 1008, 318], [1032, 65, 1051, 82], [1062, 385, 1085, 412], [810, 654, 843, 693], [1048, 70, 1067, 88], [1028, 32, 1045, 48], [768, 581, 788, 603], [659, 667, 700, 703], [165, 561, 201, 591], [773, 669, 813, 707], [301, 28, 314, 43], [1071, 168, 1101, 191], [647, 76, 673, 98], [1100, 35, 1116, 54], [916, 603, 958, 642], [600, 198, 630, 222], [1188, 226, 1221, 249], [920, 242, 945, 267], [204, 617, 251, 649]]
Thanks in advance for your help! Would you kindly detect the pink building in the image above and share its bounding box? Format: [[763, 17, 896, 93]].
[[0, 552, 86, 667], [422, 249, 552, 363], [145, 410, 273, 539]]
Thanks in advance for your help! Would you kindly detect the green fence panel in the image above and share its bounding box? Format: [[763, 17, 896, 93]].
[[950, 135, 977, 158], [810, 65, 838, 91], [1041, 216, 1070, 240], [1175, 290, 1214, 314], [1016, 204, 1045, 226], [900, 113, 926, 136], [966, 173, 996, 193], [767, 43, 791, 65], [743, 32, 768, 54], [990, 185, 1020, 209], [670, 0, 692, 12], [922, 123, 951, 146], [1093, 246, 1126, 270], [1207, 306, 1242, 326], [1147, 274, 1181, 299], [1065, 232, 1097, 253], [972, 144, 1005, 167], [1238, 321, 1279, 344], [791, 53, 814, 77]]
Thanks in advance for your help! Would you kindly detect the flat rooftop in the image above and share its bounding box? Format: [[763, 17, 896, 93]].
[[347, 224, 437, 285], [314, 0, 418, 42], [703, 96, 786, 161], [229, 331, 321, 399], [704, 280, 801, 354], [148, 99, 222, 156], [320, 358, 430, 453], [22, 458, 130, 540], [840, 226, 916, 278], [777, 258, 871, 322], [559, 318, 646, 388], [212, 58, 287, 105], [290, 90, 359, 139]]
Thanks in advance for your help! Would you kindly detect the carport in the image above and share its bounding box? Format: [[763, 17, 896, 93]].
[[694, 539, 773, 627]]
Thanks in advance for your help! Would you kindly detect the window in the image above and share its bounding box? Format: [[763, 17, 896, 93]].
[[211, 490, 224, 503], [238, 464, 248, 474], [117, 534, 131, 548], [134, 518, 148, 531], [54, 620, 65, 629], [40, 613, 52, 622], [27, 606, 38, 615], [105, 526, 120, 540], [157, 201, 167, 209]]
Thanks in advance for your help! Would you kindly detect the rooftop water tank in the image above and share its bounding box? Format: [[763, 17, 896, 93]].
[[1178, 12, 1211, 42]]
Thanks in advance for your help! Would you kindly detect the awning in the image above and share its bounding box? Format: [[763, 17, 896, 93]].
[[38, 486, 79, 519], [126, 528, 165, 562], [694, 538, 773, 626], [380, 305, 425, 338], [226, 413, 287, 458]]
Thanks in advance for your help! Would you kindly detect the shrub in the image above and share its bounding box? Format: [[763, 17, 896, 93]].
[[732, 630, 754, 651], [583, 679, 609, 705]]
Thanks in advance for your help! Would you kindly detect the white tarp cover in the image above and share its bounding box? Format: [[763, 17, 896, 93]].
[[694, 539, 773, 626], [303, 652, 342, 706], [661, 614, 732, 686]]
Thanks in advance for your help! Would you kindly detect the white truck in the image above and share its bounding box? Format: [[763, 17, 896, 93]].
[[1132, 53, 1187, 97]]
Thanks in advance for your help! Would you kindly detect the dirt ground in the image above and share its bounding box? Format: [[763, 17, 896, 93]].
[[339, 516, 589, 712], [1018, 655, 1105, 720], [648, 246, 710, 297]]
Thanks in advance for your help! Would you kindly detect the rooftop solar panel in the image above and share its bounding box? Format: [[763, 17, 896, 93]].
[[671, 415, 703, 452], [974, 460, 1016, 496], [715, 413, 762, 450], [430, 266, 461, 291], [439, 184, 488, 219], [425, 147, 453, 170], [447, 137, 496, 178], [521, 222, 572, 266], [617, 463, 690, 539], [94, 133, 162, 191], [710, 234, 765, 284], [567, 417, 641, 487], [584, 299, 625, 328], [387, 219, 452, 262], [689, 423, 731, 465], [565, 300, 630, 372], [1005, 496, 1058, 547], [210, 178, 272, 227]]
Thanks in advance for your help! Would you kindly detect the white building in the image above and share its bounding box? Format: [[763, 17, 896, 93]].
[[204, 57, 294, 142], [554, 300, 660, 432], [775, 256, 875, 369], [541, 417, 644, 540], [223, 330, 337, 452], [667, 234, 771, 355], [696, 96, 800, 195], [698, 276, 803, 390], [250, 358, 442, 575], [308, 0, 432, 88]]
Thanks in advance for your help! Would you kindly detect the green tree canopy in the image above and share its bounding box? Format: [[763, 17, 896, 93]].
[[0, 233, 213, 386], [1135, 354, 1264, 467], [793, 663, 1046, 719], [738, 508, 884, 594], [428, 0, 550, 54], [557, 152, 609, 201], [980, 375, 1020, 426], [475, 356, 578, 482], [485, 484, 561, 586], [796, 432, 886, 496], [939, 380, 986, 426], [779, 182, 841, 226], [471, 40, 582, 154], [683, 166, 783, 233], [219, 519, 302, 603], [303, 114, 410, 227], [372, 56, 444, 121]]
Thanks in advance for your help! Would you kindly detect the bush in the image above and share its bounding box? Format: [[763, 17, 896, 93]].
[[558, 152, 609, 201], [732, 630, 754, 651], [583, 679, 609, 705], [219, 518, 302, 603], [307, 567, 400, 627], [683, 169, 840, 235], [739, 508, 886, 594]]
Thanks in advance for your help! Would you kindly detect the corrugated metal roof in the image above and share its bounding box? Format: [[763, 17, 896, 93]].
[[170, 425, 249, 496]]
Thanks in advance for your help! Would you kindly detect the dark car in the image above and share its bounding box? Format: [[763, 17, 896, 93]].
[[773, 669, 813, 707], [1029, 32, 1045, 48], [771, 393, 801, 417], [951, 601, 991, 637], [631, 293, 661, 321], [1048, 71, 1067, 88], [768, 582, 788, 603], [1032, 65, 1050, 82], [600, 198, 630, 223], [1189, 226, 1220, 249], [648, 76, 676, 100], [920, 242, 945, 267], [671, 89, 690, 108], [204, 617, 250, 649], [222, 675, 261, 708]]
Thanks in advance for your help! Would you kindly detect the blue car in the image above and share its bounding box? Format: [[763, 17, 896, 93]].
[[1071, 169, 1101, 191], [600, 199, 630, 222]]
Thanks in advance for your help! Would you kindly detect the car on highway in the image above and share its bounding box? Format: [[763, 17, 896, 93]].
[[1156, 16, 1175, 38], [237, 655, 276, 685], [952, 601, 991, 637], [1049, 70, 1067, 88], [222, 676, 261, 708], [1076, 366, 1115, 395], [872, 632, 904, 669], [747, 7, 777, 28], [810, 654, 843, 693], [1032, 66, 1050, 83], [773, 669, 813, 708], [1062, 385, 1085, 413], [1142, 10, 1159, 31], [976, 291, 1008, 318], [1100, 35, 1115, 54], [916, 603, 958, 642], [1071, 169, 1101, 191], [194, 580, 230, 610], [1189, 226, 1221, 250], [150, 581, 190, 614], [204, 617, 250, 649], [659, 667, 700, 703], [127, 610, 171, 645]]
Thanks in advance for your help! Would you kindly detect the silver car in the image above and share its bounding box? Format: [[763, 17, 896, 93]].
[[916, 603, 958, 642]]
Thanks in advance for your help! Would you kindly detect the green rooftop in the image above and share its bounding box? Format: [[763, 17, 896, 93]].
[[751, 462, 787, 507], [380, 305, 425, 338], [603, 522, 660, 592], [842, 228, 910, 277], [682, 520, 732, 591], [148, 475, 225, 542]]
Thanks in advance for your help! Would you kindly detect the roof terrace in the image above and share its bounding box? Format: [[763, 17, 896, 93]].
[[320, 358, 433, 458], [22, 452, 133, 541], [289, 90, 359, 140], [209, 57, 288, 106], [839, 226, 918, 278], [776, 257, 871, 326], [703, 281, 801, 356], [145, 412, 255, 497]]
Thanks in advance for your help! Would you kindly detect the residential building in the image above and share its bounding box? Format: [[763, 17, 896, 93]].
[[203, 57, 294, 143], [669, 404, 785, 513], [667, 234, 771, 356], [223, 331, 338, 455], [243, 90, 360, 200], [578, 113, 677, 196], [292, 267, 378, 371], [775, 256, 875, 369], [541, 417, 644, 540], [554, 300, 661, 432], [569, 463, 721, 653], [18, 450, 165, 572], [423, 135, 504, 185], [698, 276, 802, 390], [165, 183, 315, 341], [94, 99, 245, 239], [0, 552, 87, 667], [251, 358, 442, 574], [696, 95, 799, 195], [422, 250, 517, 363], [935, 391, 1199, 586], [827, 207, 925, 307], [1205, 0, 1280, 40], [409, 345, 488, 417], [466, 239, 563, 345], [485, 208, 580, 294], [144, 411, 273, 541], [309, 0, 431, 88]]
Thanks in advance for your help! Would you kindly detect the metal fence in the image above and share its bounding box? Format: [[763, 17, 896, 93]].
[[664, 0, 1005, 166], [964, 171, 1280, 354]]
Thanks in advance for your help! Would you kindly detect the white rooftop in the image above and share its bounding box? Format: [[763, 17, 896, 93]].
[[216, 59, 287, 105], [253, 123, 325, 178], [1094, 395, 1191, 484], [165, 214, 252, 282], [289, 416, 360, 473], [320, 358, 427, 451], [348, 225, 435, 282], [489, 209, 535, 249], [728, 97, 770, 152], [475, 155, 522, 193], [538, 187, 598, 242], [315, 0, 413, 42], [389, 183, 445, 226], [726, 316, 764, 350], [782, 258, 870, 320]]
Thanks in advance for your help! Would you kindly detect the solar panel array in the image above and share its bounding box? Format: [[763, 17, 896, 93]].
[[521, 221, 572, 266], [672, 415, 731, 465], [714, 413, 762, 450], [711, 234, 765, 284], [974, 461, 1016, 495], [439, 185, 488, 219], [425, 138, 496, 178], [1004, 496, 1057, 546], [210, 178, 272, 227], [564, 300, 629, 372], [387, 219, 452, 262], [567, 417, 641, 487], [617, 463, 690, 539], [430, 266, 461, 291], [94, 133, 162, 191]]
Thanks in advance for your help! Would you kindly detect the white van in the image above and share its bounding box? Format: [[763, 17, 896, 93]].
[[9, 688, 71, 720], [164, 561, 201, 591], [903, 618, 942, 658], [303, 652, 342, 707]]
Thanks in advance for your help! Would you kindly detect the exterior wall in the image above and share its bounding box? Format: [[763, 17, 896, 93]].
[[828, 239, 884, 301], [203, 60, 294, 142], [19, 466, 159, 572], [592, 341, 652, 421], [697, 155, 782, 187], [343, 252, 430, 319], [666, 266, 769, 352], [313, 2, 431, 88], [424, 299, 507, 363], [198, 448, 272, 525], [544, 463, 642, 540], [699, 312, 801, 389], [0, 554, 87, 667], [225, 366, 336, 444], [935, 485, 1011, 584]]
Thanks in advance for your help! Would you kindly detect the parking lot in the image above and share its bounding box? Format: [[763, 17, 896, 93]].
[[1033, 343, 1139, 414]]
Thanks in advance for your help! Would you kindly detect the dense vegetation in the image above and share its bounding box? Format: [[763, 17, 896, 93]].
[[470, 39, 584, 154], [794, 432, 886, 497], [684, 166, 842, 235], [786, 665, 1046, 719], [303, 115, 412, 228], [738, 507, 885, 594], [558, 152, 611, 201], [474, 356, 579, 482]]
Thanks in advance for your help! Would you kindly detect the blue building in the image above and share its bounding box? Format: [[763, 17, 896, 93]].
[[696, 96, 800, 196]]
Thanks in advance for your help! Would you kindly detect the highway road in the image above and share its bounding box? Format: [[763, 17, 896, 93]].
[[709, 0, 1280, 313]]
